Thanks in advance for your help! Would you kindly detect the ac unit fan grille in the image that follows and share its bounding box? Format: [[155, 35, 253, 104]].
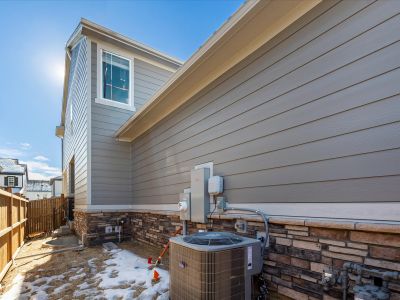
[[182, 232, 243, 246]]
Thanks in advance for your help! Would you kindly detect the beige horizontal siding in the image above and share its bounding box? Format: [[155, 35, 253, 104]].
[[130, 1, 400, 205], [90, 42, 175, 205], [63, 38, 89, 206]]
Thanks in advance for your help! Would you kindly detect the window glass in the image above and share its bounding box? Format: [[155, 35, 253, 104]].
[[102, 51, 130, 104], [8, 176, 15, 187]]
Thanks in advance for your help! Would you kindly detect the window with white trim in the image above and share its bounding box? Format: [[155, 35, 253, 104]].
[[101, 50, 130, 104], [6, 176, 15, 187]]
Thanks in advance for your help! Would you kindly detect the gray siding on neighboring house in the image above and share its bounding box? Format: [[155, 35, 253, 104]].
[[90, 42, 174, 205], [63, 38, 89, 206], [130, 1, 400, 205]]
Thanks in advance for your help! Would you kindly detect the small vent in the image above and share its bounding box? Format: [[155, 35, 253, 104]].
[[183, 232, 243, 246]]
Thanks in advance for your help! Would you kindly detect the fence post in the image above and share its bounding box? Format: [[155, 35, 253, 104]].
[[7, 193, 13, 262], [18, 196, 21, 247], [61, 193, 65, 222], [52, 207, 56, 231]]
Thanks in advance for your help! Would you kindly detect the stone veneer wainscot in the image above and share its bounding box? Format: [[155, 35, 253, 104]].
[[73, 210, 400, 300]]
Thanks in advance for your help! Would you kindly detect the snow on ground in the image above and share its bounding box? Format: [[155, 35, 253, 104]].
[[2, 274, 65, 300], [1, 274, 25, 300], [1, 248, 169, 300], [100, 249, 169, 299]]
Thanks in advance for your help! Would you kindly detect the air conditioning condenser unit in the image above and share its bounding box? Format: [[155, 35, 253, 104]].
[[170, 232, 262, 300]]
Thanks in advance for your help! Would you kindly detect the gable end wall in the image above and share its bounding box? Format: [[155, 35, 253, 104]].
[[63, 37, 89, 206]]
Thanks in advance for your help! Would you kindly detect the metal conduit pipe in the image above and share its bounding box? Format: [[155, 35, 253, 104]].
[[341, 262, 400, 300], [182, 220, 188, 236], [223, 207, 269, 255], [382, 271, 400, 288]]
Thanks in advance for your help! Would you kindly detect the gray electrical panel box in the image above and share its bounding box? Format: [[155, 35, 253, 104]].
[[190, 167, 210, 223]]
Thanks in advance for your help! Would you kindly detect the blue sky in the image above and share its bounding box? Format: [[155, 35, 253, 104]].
[[0, 0, 242, 180]]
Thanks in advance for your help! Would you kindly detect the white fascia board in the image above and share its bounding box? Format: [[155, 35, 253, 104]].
[[80, 18, 183, 66]]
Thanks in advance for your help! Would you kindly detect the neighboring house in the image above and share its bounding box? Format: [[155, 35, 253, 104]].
[[24, 180, 52, 200], [0, 158, 28, 194], [50, 176, 63, 197], [57, 2, 400, 299]]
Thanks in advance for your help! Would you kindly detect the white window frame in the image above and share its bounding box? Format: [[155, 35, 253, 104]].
[[7, 176, 15, 187], [96, 47, 135, 111]]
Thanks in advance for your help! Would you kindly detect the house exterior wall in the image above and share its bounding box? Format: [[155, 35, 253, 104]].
[[52, 180, 62, 197], [129, 0, 400, 219], [24, 191, 52, 200], [62, 37, 89, 207], [72, 3, 400, 299], [74, 210, 400, 300], [0, 173, 25, 194], [88, 40, 175, 206], [0, 174, 23, 189], [134, 59, 174, 111]]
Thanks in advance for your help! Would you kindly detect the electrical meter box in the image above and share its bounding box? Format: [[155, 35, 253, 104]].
[[191, 167, 210, 223], [178, 192, 191, 221], [208, 176, 223, 195]]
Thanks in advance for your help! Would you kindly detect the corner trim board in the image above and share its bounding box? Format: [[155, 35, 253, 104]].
[[87, 38, 92, 205]]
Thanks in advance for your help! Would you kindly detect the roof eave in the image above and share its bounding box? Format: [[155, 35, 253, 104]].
[[0, 172, 25, 175], [115, 0, 322, 142], [80, 18, 184, 66], [60, 20, 83, 127], [66, 22, 83, 50], [59, 53, 70, 127]]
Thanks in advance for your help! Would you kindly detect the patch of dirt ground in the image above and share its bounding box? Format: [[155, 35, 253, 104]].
[[0, 236, 170, 300]]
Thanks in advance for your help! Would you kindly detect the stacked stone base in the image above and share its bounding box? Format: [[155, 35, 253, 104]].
[[74, 209, 400, 300], [74, 210, 138, 245]]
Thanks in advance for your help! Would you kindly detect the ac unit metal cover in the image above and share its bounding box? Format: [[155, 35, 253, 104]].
[[170, 232, 262, 300]]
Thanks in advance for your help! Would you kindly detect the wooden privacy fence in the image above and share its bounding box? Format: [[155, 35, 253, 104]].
[[0, 189, 28, 282], [26, 195, 67, 236]]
